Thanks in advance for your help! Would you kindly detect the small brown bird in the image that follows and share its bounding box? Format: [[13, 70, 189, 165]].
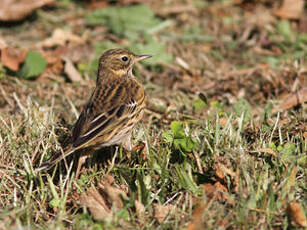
[[36, 48, 151, 175]]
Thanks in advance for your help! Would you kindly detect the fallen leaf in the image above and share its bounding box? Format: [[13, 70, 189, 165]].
[[80, 187, 111, 221], [105, 175, 115, 185], [44, 56, 64, 75], [0, 0, 55, 21], [214, 181, 227, 193], [43, 47, 68, 64], [214, 182, 234, 205], [0, 47, 27, 71], [213, 159, 235, 186], [273, 88, 307, 113], [287, 201, 307, 227], [215, 166, 225, 182], [153, 203, 172, 223], [64, 44, 94, 63], [186, 202, 206, 230], [81, 179, 130, 221], [98, 182, 128, 210], [217, 163, 236, 178], [0, 38, 7, 49], [38, 28, 86, 48], [135, 200, 145, 223], [202, 183, 234, 205], [274, 0, 304, 19], [41, 48, 68, 76], [244, 5, 276, 28], [18, 50, 47, 78], [64, 58, 84, 83]]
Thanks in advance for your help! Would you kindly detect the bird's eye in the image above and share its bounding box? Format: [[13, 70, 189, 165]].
[[121, 56, 128, 62]]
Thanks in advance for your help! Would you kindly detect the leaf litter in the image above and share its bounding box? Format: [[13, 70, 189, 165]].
[[0, 0, 54, 21]]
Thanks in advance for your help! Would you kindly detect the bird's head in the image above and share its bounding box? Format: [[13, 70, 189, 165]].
[[98, 48, 151, 77]]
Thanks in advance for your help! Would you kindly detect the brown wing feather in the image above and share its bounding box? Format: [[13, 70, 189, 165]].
[[71, 76, 145, 150]]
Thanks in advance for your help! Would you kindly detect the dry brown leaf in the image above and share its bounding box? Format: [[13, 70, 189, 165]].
[[43, 49, 66, 75], [105, 175, 115, 185], [80, 187, 111, 221], [274, 0, 304, 19], [64, 58, 84, 83], [215, 166, 225, 182], [212, 182, 228, 195], [0, 38, 7, 49], [0, 0, 54, 21], [287, 201, 307, 227], [246, 6, 276, 28], [65, 44, 94, 63], [45, 59, 63, 75], [273, 88, 307, 113], [135, 200, 145, 223], [218, 163, 236, 178], [43, 47, 68, 63], [153, 203, 172, 224], [0, 47, 27, 71], [99, 182, 128, 209], [81, 178, 133, 223], [202, 183, 234, 206], [38, 29, 86, 48], [214, 160, 235, 185], [186, 202, 206, 230], [214, 182, 234, 205]]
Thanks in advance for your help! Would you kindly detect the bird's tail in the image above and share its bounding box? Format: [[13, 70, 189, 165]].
[[35, 144, 76, 172]]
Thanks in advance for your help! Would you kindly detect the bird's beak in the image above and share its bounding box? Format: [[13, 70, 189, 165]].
[[135, 55, 152, 62]]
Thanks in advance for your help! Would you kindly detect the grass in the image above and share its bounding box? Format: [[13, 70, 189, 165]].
[[0, 0, 306, 229], [0, 80, 305, 229]]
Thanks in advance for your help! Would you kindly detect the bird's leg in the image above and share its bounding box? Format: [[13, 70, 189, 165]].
[[75, 155, 87, 179], [75, 150, 92, 179]]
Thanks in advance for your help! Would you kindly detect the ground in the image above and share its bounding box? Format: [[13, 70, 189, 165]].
[[0, 0, 306, 229]]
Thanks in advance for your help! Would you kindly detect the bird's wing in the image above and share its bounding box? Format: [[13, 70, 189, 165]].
[[35, 78, 145, 172], [71, 78, 145, 150]]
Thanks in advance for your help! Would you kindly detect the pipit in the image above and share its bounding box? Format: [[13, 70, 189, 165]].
[[36, 48, 151, 176]]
